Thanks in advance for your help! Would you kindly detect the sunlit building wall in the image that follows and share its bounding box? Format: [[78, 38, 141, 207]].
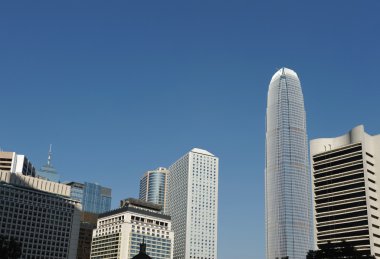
[[310, 125, 380, 257], [167, 148, 218, 259], [265, 68, 313, 259]]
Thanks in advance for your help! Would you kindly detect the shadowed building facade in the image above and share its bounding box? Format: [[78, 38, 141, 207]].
[[265, 68, 313, 259], [0, 171, 81, 258]]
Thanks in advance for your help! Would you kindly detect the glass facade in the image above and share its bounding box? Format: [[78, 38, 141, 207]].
[[67, 182, 111, 214], [147, 172, 166, 206], [139, 168, 168, 209], [71, 185, 84, 202], [265, 68, 313, 259], [83, 182, 111, 214]]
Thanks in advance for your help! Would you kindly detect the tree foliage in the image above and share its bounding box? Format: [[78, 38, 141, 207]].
[[306, 241, 375, 259], [0, 235, 22, 259]]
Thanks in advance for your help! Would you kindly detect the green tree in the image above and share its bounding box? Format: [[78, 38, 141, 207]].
[[306, 240, 375, 259]]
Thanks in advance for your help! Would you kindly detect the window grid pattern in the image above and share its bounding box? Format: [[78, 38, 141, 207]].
[[265, 68, 313, 259], [168, 149, 218, 259], [0, 183, 79, 259]]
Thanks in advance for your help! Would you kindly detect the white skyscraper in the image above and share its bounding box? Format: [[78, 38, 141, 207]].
[[265, 68, 313, 259], [167, 148, 218, 259]]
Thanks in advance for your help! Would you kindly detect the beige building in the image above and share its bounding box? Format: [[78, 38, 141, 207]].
[[310, 125, 380, 257], [91, 198, 173, 259], [0, 151, 36, 177]]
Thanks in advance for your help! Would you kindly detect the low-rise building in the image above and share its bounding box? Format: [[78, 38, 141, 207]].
[[91, 198, 174, 259]]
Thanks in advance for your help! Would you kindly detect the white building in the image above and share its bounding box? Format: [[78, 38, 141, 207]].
[[310, 125, 380, 257], [90, 198, 174, 259], [265, 67, 313, 259], [167, 148, 218, 259], [0, 151, 36, 177]]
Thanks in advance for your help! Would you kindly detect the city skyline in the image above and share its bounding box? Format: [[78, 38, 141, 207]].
[[1, 1, 379, 258]]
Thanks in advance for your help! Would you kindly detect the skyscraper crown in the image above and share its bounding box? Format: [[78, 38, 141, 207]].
[[270, 67, 299, 84]]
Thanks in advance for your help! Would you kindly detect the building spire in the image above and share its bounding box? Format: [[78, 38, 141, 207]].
[[47, 144, 52, 166], [140, 238, 147, 254]]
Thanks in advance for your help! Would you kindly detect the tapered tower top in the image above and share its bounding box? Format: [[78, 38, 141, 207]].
[[270, 67, 299, 84]]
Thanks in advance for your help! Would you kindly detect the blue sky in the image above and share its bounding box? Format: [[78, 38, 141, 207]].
[[1, 1, 379, 258]]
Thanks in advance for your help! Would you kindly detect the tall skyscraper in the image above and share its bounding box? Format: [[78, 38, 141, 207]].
[[37, 145, 60, 182], [167, 148, 218, 259], [265, 68, 313, 259], [66, 181, 112, 214], [139, 167, 168, 210], [310, 125, 380, 257]]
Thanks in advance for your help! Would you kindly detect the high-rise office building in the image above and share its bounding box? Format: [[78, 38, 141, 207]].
[[37, 145, 60, 182], [167, 148, 218, 259], [310, 125, 380, 257], [0, 151, 36, 177], [265, 68, 313, 259], [139, 167, 168, 210], [0, 170, 81, 258], [66, 181, 112, 214], [90, 198, 174, 259]]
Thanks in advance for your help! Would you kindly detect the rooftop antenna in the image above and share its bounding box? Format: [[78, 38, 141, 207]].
[[47, 144, 52, 166]]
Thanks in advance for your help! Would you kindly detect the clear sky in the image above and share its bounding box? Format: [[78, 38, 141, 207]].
[[1, 1, 379, 258]]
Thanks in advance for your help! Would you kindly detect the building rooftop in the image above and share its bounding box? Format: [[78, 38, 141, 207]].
[[191, 148, 214, 156], [99, 198, 170, 220], [120, 198, 163, 211], [270, 67, 299, 84]]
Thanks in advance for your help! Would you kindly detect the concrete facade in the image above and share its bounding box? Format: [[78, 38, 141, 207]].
[[91, 198, 173, 259], [167, 148, 218, 259], [310, 125, 380, 257]]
